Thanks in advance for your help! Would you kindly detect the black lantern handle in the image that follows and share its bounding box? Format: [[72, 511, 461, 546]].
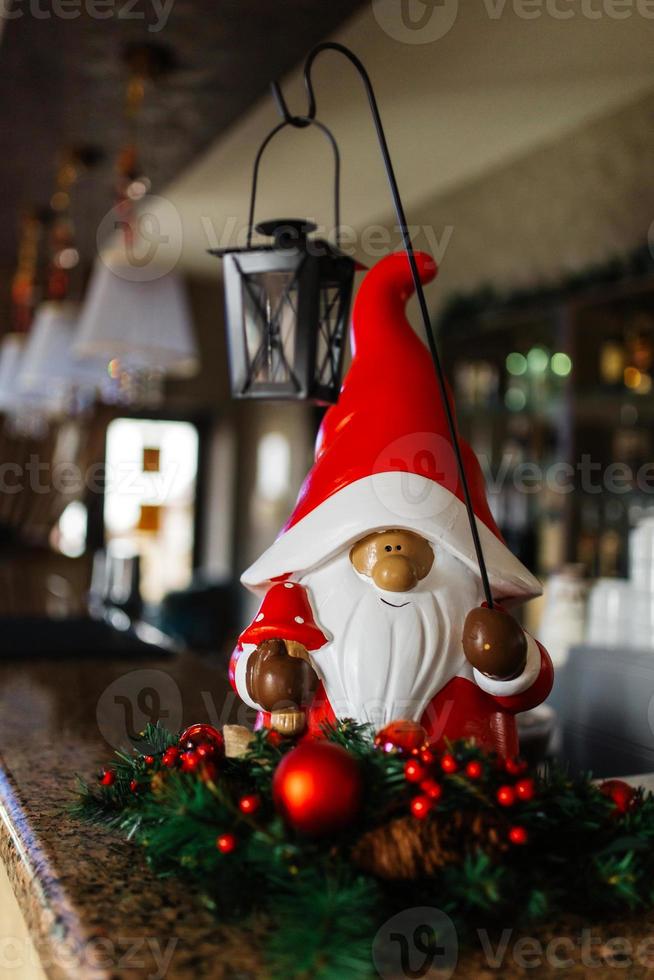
[[272, 42, 494, 609], [246, 117, 342, 250]]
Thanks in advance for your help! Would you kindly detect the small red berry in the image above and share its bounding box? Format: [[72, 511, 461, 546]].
[[180, 751, 200, 773], [441, 753, 458, 774], [143, 755, 155, 767], [99, 769, 115, 787], [465, 761, 483, 779], [238, 794, 261, 815], [515, 778, 535, 801], [420, 778, 443, 801], [196, 743, 215, 760], [266, 731, 283, 747], [216, 833, 237, 854], [129, 779, 139, 794], [497, 785, 516, 807], [420, 748, 435, 765], [410, 795, 433, 819], [508, 825, 528, 845], [162, 747, 180, 768], [404, 760, 426, 783]]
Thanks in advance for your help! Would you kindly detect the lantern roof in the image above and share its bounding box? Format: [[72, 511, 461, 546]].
[[208, 216, 358, 264]]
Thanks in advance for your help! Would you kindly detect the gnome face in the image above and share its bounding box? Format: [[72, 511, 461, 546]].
[[350, 529, 434, 592], [300, 537, 482, 729]]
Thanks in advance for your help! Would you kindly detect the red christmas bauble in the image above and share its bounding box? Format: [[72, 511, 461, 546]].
[[179, 724, 225, 755], [599, 779, 637, 814], [143, 755, 155, 767], [99, 769, 115, 787], [441, 753, 458, 774], [374, 720, 427, 754], [272, 741, 362, 836], [465, 761, 483, 780]]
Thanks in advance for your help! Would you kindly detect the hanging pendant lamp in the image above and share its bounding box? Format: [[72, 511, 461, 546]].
[[18, 301, 107, 401], [72, 249, 199, 379]]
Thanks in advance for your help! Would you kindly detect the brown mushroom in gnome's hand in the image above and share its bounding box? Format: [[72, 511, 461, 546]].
[[462, 606, 528, 680], [240, 582, 325, 735], [246, 638, 318, 729]]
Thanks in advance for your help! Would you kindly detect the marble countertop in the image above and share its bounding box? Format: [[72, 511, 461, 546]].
[[0, 648, 263, 979], [3, 645, 654, 979]]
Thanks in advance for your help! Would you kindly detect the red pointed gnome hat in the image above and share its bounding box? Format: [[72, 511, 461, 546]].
[[242, 251, 541, 602], [239, 581, 327, 649]]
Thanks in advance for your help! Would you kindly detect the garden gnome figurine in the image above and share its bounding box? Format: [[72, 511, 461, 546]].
[[230, 251, 553, 757]]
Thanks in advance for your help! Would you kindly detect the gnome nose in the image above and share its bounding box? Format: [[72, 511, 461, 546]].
[[372, 555, 418, 593]]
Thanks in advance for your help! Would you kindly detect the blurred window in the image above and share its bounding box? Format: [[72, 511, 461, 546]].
[[104, 418, 199, 603]]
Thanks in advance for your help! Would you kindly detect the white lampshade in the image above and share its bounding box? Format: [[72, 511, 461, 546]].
[[0, 334, 27, 411], [72, 255, 199, 378], [18, 301, 107, 396], [0, 332, 64, 419]]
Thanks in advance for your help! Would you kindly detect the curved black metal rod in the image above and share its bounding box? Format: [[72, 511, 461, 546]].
[[272, 41, 494, 607], [247, 116, 342, 250]]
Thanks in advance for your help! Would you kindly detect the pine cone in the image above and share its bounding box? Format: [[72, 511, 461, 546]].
[[352, 811, 507, 881]]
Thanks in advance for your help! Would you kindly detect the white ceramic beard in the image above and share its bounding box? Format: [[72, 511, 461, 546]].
[[300, 546, 483, 729]]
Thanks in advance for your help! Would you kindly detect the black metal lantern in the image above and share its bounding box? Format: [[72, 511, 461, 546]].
[[211, 116, 356, 404], [213, 218, 354, 403]]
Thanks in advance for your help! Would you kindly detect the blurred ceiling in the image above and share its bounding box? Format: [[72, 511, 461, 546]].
[[0, 0, 363, 283], [148, 2, 654, 276]]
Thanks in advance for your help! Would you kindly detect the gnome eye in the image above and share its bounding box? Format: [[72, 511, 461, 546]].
[[395, 545, 402, 551], [384, 545, 392, 552]]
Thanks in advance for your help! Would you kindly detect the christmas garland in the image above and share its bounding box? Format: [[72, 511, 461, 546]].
[[74, 721, 654, 980]]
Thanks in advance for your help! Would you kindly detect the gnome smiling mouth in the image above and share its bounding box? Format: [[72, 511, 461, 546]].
[[379, 598, 411, 608]]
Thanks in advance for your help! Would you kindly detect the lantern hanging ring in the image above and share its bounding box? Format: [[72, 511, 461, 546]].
[[271, 41, 494, 609], [246, 117, 341, 250]]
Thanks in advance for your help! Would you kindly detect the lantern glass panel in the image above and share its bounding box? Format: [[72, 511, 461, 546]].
[[315, 280, 348, 394], [240, 266, 302, 392]]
